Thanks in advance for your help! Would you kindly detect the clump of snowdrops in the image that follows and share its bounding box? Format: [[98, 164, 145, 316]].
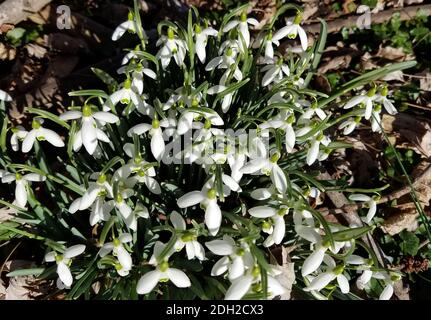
[[0, 2, 416, 300]]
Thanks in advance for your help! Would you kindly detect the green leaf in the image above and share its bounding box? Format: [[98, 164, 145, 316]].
[[400, 231, 420, 256], [304, 19, 327, 87], [27, 108, 70, 130], [7, 268, 45, 277], [331, 225, 374, 242]]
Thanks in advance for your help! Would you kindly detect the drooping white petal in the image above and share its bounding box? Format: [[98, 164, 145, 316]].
[[150, 128, 165, 161], [205, 201, 222, 236], [337, 274, 350, 294], [15, 181, 27, 207], [177, 191, 205, 208], [64, 244, 86, 258], [306, 139, 320, 166], [344, 95, 365, 110], [271, 164, 287, 193], [81, 118, 98, 155], [364, 201, 377, 223], [297, 26, 308, 51], [112, 20, 134, 41], [349, 194, 371, 202], [136, 270, 161, 294], [23, 173, 46, 182], [301, 248, 325, 276], [44, 251, 56, 262], [170, 211, 186, 230], [272, 216, 286, 244], [205, 239, 234, 256], [222, 20, 240, 32], [116, 245, 132, 270], [249, 206, 276, 218], [99, 243, 114, 257], [128, 123, 151, 136], [228, 256, 245, 280], [21, 130, 37, 153], [224, 275, 253, 300], [39, 128, 65, 147], [57, 262, 73, 287], [60, 111, 82, 121], [304, 272, 335, 292], [93, 112, 119, 123], [167, 268, 191, 288], [379, 284, 394, 300], [211, 256, 230, 276]]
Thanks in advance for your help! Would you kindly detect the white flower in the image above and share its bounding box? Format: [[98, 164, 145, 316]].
[[44, 244, 86, 288], [349, 194, 378, 223], [260, 111, 296, 153], [296, 226, 346, 276], [128, 117, 169, 161], [60, 105, 119, 155], [249, 206, 288, 247], [205, 43, 242, 80], [104, 79, 146, 112], [302, 103, 327, 121], [261, 57, 290, 87], [116, 144, 161, 195], [176, 106, 223, 136], [117, 63, 157, 95], [224, 266, 284, 300], [170, 211, 205, 261], [1, 172, 46, 208], [9, 126, 28, 151], [194, 24, 218, 63], [69, 173, 113, 212], [296, 127, 331, 166], [0, 89, 12, 102], [339, 117, 361, 135], [222, 12, 259, 51], [112, 12, 145, 41], [21, 118, 64, 153], [304, 256, 350, 294], [343, 88, 378, 120], [156, 27, 187, 69], [375, 86, 397, 115], [240, 151, 287, 194], [177, 187, 222, 236], [136, 241, 191, 294], [206, 235, 254, 281], [272, 14, 308, 51], [99, 233, 133, 271], [262, 32, 281, 62]]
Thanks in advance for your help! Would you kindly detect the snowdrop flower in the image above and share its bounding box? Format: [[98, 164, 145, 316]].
[[112, 12, 145, 41], [9, 126, 28, 151], [304, 256, 350, 294], [249, 206, 288, 247], [205, 45, 242, 81], [194, 24, 218, 63], [156, 27, 187, 69], [339, 116, 361, 135], [21, 118, 64, 153], [272, 14, 308, 51], [206, 235, 254, 281], [1, 172, 46, 208], [0, 89, 12, 102], [44, 244, 86, 288], [240, 151, 287, 194], [176, 102, 224, 136], [136, 241, 191, 294], [99, 233, 133, 271], [260, 111, 296, 153], [117, 62, 157, 95], [128, 117, 168, 161], [103, 79, 145, 111], [60, 105, 119, 155], [261, 57, 290, 87], [302, 103, 327, 121], [343, 87, 378, 120], [370, 105, 382, 133], [296, 226, 347, 276], [170, 211, 205, 261], [349, 194, 378, 223], [261, 32, 281, 62], [71, 173, 113, 213], [296, 127, 331, 166], [116, 144, 161, 195], [375, 86, 397, 115], [225, 266, 284, 300], [177, 186, 222, 236], [222, 12, 259, 51]]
